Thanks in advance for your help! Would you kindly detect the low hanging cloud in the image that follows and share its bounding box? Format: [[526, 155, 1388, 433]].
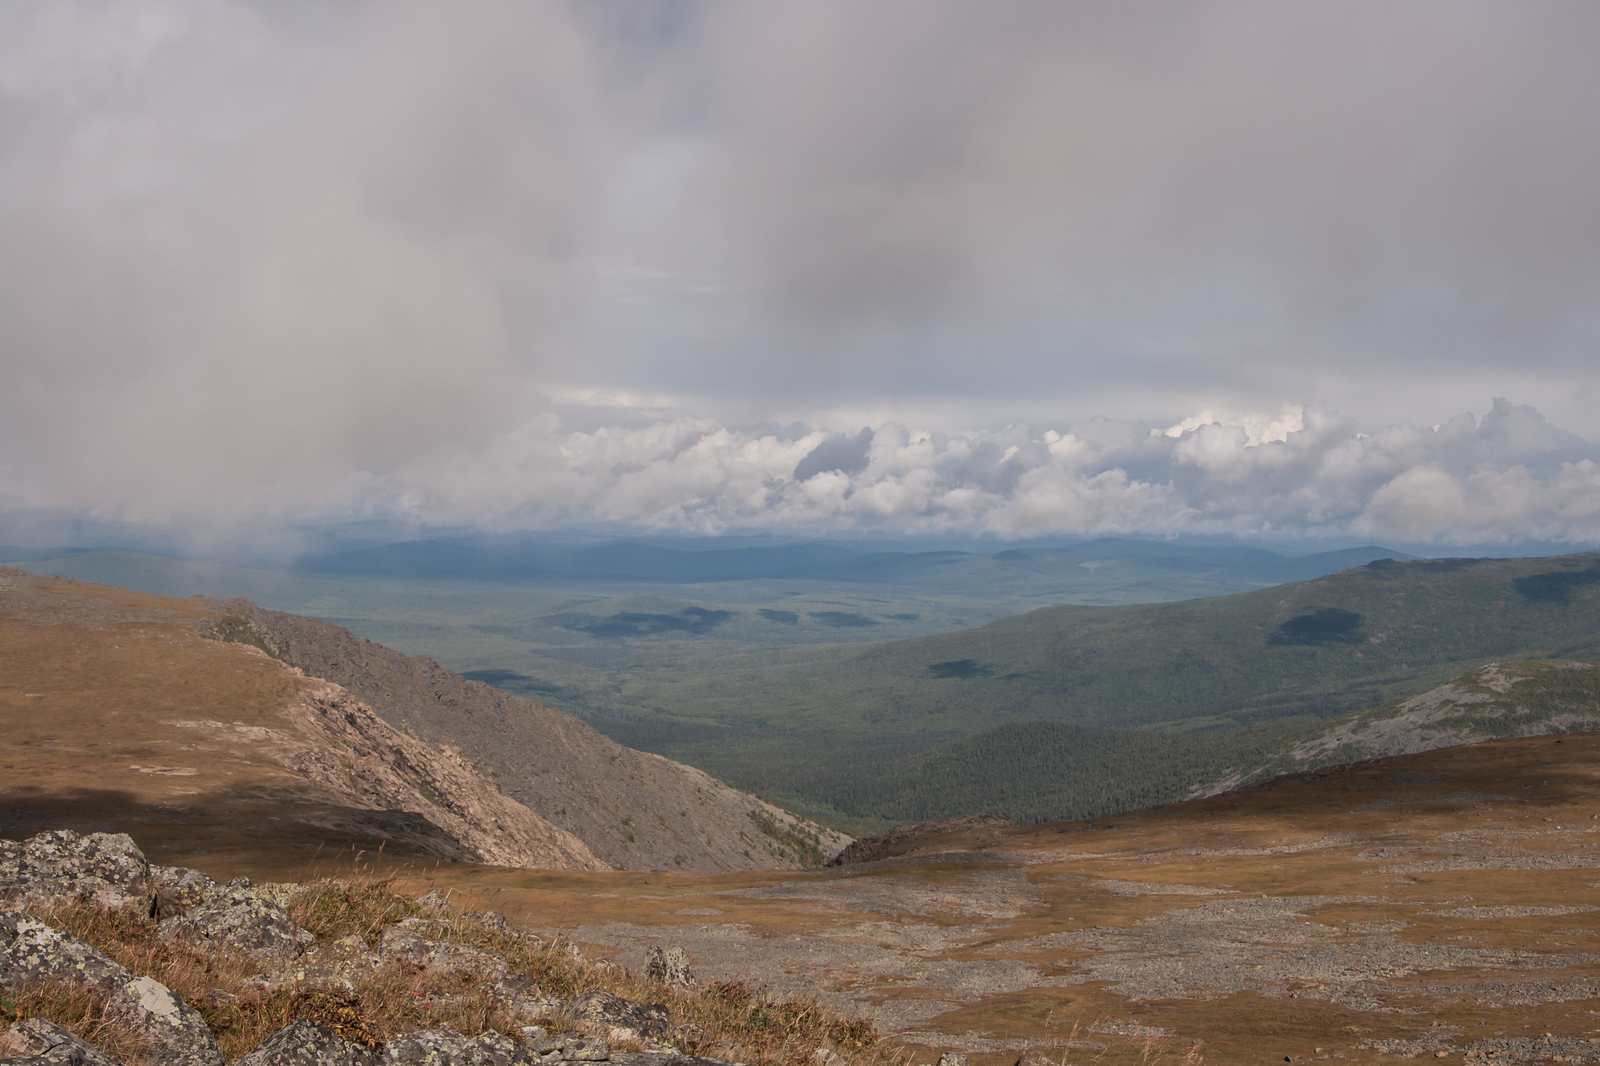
[[361, 398, 1600, 547]]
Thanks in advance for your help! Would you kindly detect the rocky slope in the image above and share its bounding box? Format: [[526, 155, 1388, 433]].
[[0, 567, 601, 872], [204, 599, 848, 871], [1192, 658, 1600, 796], [0, 829, 782, 1066]]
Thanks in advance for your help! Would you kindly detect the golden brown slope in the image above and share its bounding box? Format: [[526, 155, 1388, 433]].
[[0, 566, 602, 870], [377, 730, 1600, 1066]]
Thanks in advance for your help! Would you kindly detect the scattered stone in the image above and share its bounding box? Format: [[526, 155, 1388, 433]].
[[644, 947, 693, 988], [0, 831, 151, 910], [938, 1054, 969, 1066], [0, 1018, 123, 1066], [568, 990, 669, 1039], [160, 887, 315, 959], [234, 1020, 375, 1066]]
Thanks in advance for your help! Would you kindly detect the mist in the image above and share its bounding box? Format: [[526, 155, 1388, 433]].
[[3, 2, 1598, 547]]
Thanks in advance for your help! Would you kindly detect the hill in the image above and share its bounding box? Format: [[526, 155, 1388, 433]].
[[0, 568, 845, 872], [786, 658, 1600, 829], [575, 553, 1600, 820]]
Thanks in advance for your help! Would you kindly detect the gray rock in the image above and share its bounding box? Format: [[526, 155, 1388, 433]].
[[567, 990, 669, 1039], [150, 866, 224, 917], [643, 948, 692, 988], [415, 891, 453, 911], [250, 935, 380, 992], [528, 1033, 611, 1062], [0, 1018, 122, 1066], [381, 1029, 534, 1066], [160, 887, 314, 959], [0, 912, 222, 1066], [233, 1020, 376, 1066], [937, 1055, 969, 1066], [0, 831, 151, 910], [379, 924, 508, 980], [465, 911, 515, 937]]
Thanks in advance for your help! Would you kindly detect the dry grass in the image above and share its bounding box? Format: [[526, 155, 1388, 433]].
[[13, 877, 906, 1066]]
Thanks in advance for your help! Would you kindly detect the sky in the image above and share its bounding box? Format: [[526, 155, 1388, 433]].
[[3, 1, 1600, 549]]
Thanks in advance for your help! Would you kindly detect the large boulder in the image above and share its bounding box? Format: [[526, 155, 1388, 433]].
[[567, 990, 669, 1039], [0, 832, 151, 910], [0, 1018, 123, 1066], [160, 886, 314, 960], [233, 1020, 375, 1066], [0, 912, 222, 1066]]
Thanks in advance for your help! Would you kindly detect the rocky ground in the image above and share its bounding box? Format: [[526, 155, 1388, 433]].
[[382, 733, 1600, 1066]]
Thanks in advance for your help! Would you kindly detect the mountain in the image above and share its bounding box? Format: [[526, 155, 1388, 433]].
[[584, 552, 1600, 820], [0, 567, 846, 872]]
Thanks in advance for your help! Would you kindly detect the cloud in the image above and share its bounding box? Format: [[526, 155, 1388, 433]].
[[315, 398, 1596, 547], [2, 2, 1598, 540]]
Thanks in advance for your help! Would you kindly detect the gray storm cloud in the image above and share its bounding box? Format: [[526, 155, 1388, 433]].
[[1, 1, 1598, 543]]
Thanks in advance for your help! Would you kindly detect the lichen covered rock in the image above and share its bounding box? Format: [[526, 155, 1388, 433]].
[[567, 990, 669, 1039], [0, 831, 151, 911], [160, 886, 314, 959], [233, 1020, 376, 1066], [0, 1017, 123, 1066]]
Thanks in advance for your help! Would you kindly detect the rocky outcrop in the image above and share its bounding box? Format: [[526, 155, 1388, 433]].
[[0, 912, 224, 1066], [0, 832, 150, 911], [826, 812, 1012, 867], [208, 601, 850, 871], [0, 830, 750, 1066], [276, 680, 607, 871]]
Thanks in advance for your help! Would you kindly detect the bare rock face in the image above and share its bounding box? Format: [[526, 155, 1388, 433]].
[[159, 886, 315, 960], [232, 1020, 376, 1066], [0, 831, 150, 910], [0, 913, 223, 1066], [209, 602, 851, 871], [0, 1018, 124, 1066], [825, 812, 1012, 867]]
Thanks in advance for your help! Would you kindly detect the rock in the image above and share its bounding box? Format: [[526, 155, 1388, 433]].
[[150, 867, 225, 917], [379, 923, 508, 980], [416, 891, 453, 911], [465, 911, 515, 937], [1011, 1052, 1054, 1066], [160, 886, 314, 959], [937, 1054, 969, 1066], [381, 1029, 534, 1066], [0, 1018, 123, 1066], [0, 912, 223, 1066], [251, 935, 381, 992], [528, 1032, 611, 1062], [0, 831, 151, 910], [567, 990, 669, 1039], [643, 947, 692, 988], [810, 1050, 846, 1066], [233, 1020, 376, 1066]]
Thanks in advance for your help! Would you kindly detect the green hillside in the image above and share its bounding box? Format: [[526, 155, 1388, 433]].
[[589, 553, 1600, 815], [793, 657, 1600, 833]]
